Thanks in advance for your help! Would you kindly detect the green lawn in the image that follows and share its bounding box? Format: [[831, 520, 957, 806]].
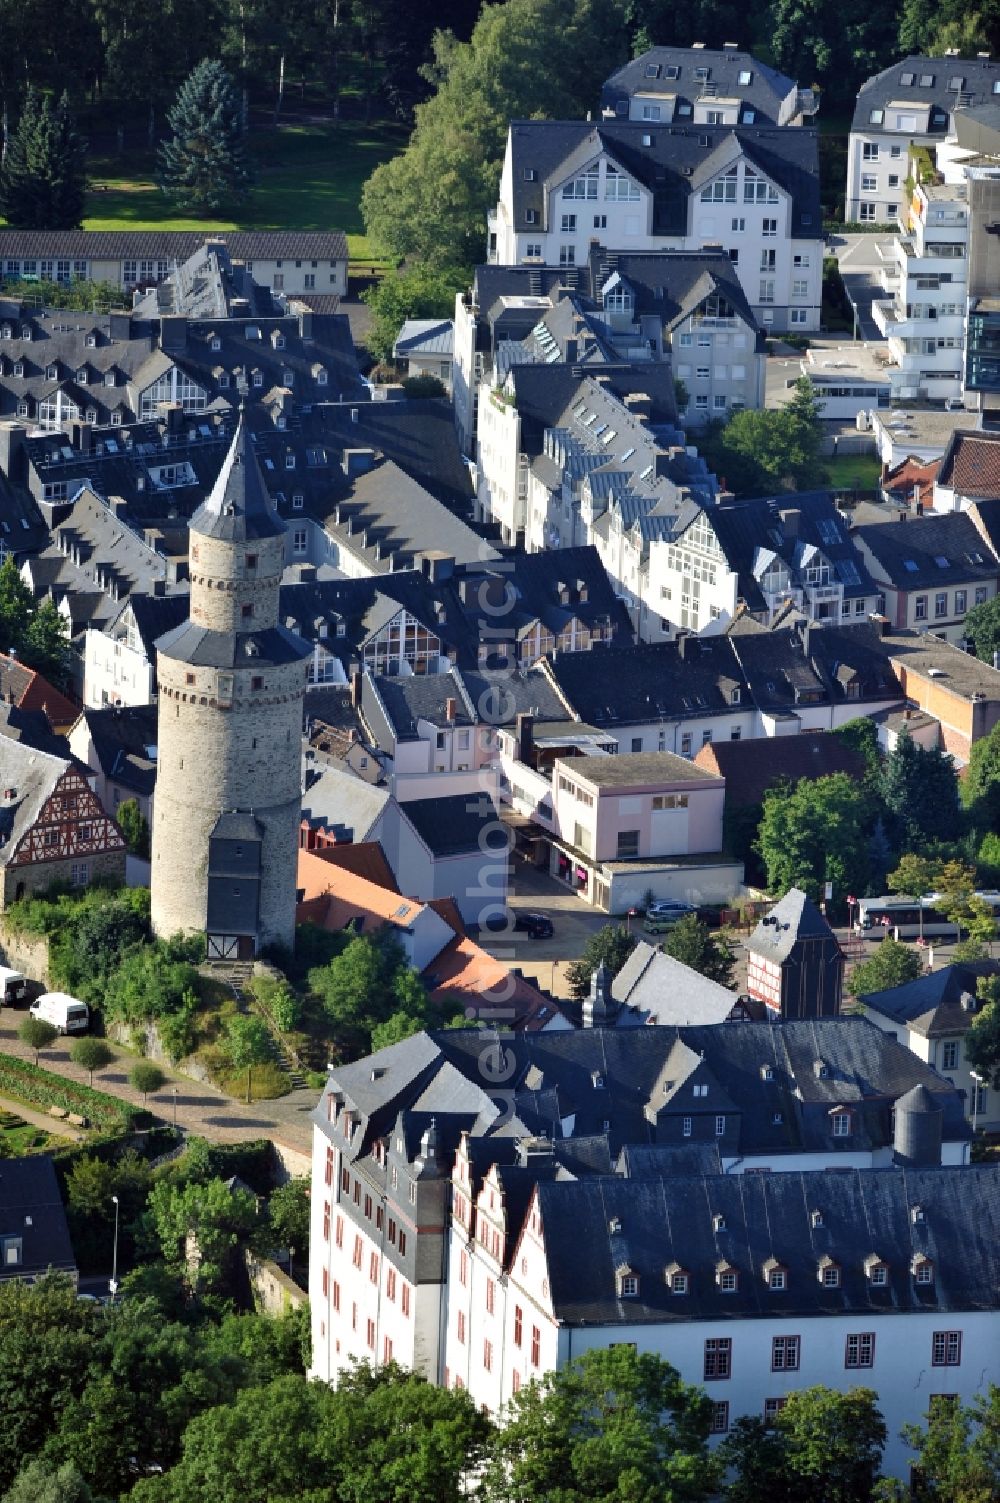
[[0, 1106, 59, 1155], [825, 452, 882, 491], [82, 120, 405, 268]]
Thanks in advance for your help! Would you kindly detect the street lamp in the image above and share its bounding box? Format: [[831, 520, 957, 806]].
[[288, 1244, 295, 1285], [110, 1194, 119, 1299], [172, 1087, 179, 1130]]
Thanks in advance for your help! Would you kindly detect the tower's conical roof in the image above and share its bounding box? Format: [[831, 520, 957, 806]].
[[190, 412, 284, 542]]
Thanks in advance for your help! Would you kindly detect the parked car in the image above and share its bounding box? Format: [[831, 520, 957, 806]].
[[514, 912, 554, 939], [29, 991, 90, 1034], [643, 901, 697, 935], [481, 910, 555, 939]]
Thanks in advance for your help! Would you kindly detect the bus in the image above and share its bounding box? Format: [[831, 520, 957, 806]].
[[854, 891, 1000, 941]]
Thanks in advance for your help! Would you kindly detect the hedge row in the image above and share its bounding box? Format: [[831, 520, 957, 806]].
[[0, 1053, 136, 1129]]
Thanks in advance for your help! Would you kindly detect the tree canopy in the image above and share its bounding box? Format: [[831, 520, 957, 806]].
[[565, 923, 638, 1001], [0, 558, 71, 690], [698, 379, 828, 496], [880, 731, 960, 854], [966, 976, 1000, 1090], [722, 1386, 887, 1503], [481, 1345, 720, 1503], [756, 773, 871, 906], [663, 914, 736, 988], [361, 0, 626, 270], [849, 936, 924, 998], [0, 88, 86, 230], [962, 593, 1000, 666], [158, 60, 253, 212]]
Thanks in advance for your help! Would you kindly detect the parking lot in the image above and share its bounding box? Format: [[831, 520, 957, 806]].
[[475, 861, 621, 996]]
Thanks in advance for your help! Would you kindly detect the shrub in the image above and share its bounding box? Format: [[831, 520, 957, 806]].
[[402, 373, 447, 398]]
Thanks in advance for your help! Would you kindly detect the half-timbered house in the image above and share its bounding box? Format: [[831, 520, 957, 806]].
[[0, 738, 126, 907]]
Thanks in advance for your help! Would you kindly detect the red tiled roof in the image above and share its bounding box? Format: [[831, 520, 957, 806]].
[[883, 456, 939, 507], [938, 430, 1000, 500], [0, 654, 78, 729], [301, 841, 399, 892]]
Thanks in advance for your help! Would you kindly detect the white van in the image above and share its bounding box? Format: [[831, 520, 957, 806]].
[[0, 967, 27, 1006], [29, 991, 90, 1034]]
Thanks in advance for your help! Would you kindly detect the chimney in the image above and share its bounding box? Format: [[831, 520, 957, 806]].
[[779, 507, 801, 538], [298, 308, 314, 341], [676, 631, 689, 660], [108, 311, 131, 341], [624, 392, 652, 419], [803, 619, 823, 658], [869, 612, 890, 637], [445, 696, 457, 723], [516, 1136, 556, 1166], [160, 315, 187, 352], [0, 421, 25, 481], [421, 552, 456, 583], [163, 403, 183, 436], [515, 711, 535, 764], [350, 670, 362, 708], [564, 337, 578, 363]]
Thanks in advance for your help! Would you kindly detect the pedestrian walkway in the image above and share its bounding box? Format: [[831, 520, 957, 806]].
[[0, 1093, 85, 1142], [0, 1021, 318, 1156]]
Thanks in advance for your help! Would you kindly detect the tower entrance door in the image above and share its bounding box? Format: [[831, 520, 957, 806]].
[[207, 933, 240, 961]]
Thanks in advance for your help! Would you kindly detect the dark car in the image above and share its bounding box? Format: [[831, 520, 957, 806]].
[[514, 911, 554, 939]]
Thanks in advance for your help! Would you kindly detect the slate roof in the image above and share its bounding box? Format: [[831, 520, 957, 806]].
[[367, 669, 475, 741], [507, 120, 821, 239], [694, 729, 867, 808], [611, 943, 740, 1025], [686, 490, 877, 611], [76, 704, 158, 797], [0, 299, 362, 431], [747, 887, 838, 963], [852, 55, 1000, 133], [190, 413, 284, 542], [316, 1015, 970, 1170], [0, 1155, 77, 1280], [327, 458, 494, 573], [585, 246, 762, 341], [937, 428, 1000, 499], [601, 46, 800, 127], [156, 621, 310, 673], [0, 467, 47, 558], [0, 703, 72, 760], [853, 510, 999, 590], [403, 793, 501, 858], [0, 229, 347, 261], [860, 960, 1000, 1037], [535, 1164, 1000, 1325], [300, 763, 392, 842], [541, 638, 748, 727]]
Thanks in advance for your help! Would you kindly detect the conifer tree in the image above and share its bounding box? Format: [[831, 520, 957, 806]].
[[0, 88, 86, 230], [158, 61, 253, 213]]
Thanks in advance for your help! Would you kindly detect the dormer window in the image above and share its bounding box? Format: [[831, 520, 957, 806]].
[[77, 369, 88, 384], [608, 1216, 622, 1235], [864, 1254, 888, 1286], [211, 336, 221, 351], [665, 1261, 689, 1293], [818, 1255, 841, 1288], [13, 362, 23, 378], [592, 1070, 605, 1089], [692, 1083, 708, 1097], [814, 1059, 829, 1079], [763, 1257, 787, 1291], [617, 1265, 639, 1297], [712, 1213, 726, 1234], [85, 333, 97, 348], [761, 1064, 774, 1082], [912, 1255, 934, 1286], [716, 1261, 739, 1292], [911, 1205, 925, 1224], [830, 1108, 852, 1138]]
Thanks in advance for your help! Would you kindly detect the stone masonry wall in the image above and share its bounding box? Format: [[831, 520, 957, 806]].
[[151, 653, 306, 950], [1, 850, 127, 913], [188, 532, 286, 634]]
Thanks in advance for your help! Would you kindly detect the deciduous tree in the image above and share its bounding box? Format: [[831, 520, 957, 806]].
[[897, 1383, 1000, 1502], [129, 1062, 166, 1103], [849, 937, 924, 998], [224, 1016, 272, 1104], [482, 1345, 720, 1503], [17, 1016, 58, 1064], [756, 773, 870, 905], [363, 265, 464, 363], [962, 592, 1000, 666], [664, 913, 735, 987], [69, 1038, 114, 1085], [565, 922, 638, 1000], [881, 731, 960, 854], [966, 976, 1000, 1090]]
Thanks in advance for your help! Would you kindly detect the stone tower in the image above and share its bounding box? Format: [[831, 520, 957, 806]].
[[150, 414, 310, 959]]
